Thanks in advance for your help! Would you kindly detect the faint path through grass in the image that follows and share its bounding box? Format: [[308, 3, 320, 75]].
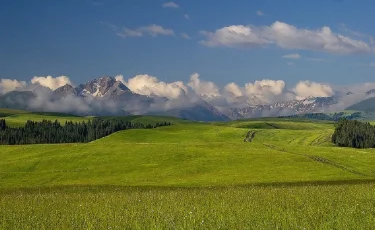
[[263, 143, 370, 177]]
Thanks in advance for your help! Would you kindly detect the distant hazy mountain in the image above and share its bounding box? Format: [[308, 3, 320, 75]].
[[0, 91, 36, 110], [346, 97, 375, 112], [225, 96, 337, 120], [151, 100, 230, 122]]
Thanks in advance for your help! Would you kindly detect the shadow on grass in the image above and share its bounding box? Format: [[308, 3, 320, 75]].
[[2, 179, 375, 194]]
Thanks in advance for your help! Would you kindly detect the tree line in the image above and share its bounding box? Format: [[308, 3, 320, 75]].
[[0, 118, 171, 145], [279, 112, 362, 121], [332, 119, 375, 148]]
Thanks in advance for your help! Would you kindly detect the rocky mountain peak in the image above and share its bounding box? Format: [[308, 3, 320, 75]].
[[76, 76, 130, 97], [366, 89, 375, 96], [54, 84, 78, 98]]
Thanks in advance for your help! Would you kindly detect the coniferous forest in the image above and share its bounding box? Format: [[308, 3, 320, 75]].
[[0, 118, 171, 145], [331, 119, 375, 148]]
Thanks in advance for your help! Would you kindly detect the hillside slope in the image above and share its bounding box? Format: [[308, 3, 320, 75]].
[[0, 109, 89, 127], [0, 117, 374, 188]]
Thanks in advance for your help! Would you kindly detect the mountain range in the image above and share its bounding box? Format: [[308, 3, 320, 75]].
[[0, 76, 374, 121], [0, 76, 229, 121]]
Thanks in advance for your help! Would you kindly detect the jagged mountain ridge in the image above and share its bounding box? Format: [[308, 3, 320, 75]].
[[225, 96, 338, 120], [75, 76, 131, 98]]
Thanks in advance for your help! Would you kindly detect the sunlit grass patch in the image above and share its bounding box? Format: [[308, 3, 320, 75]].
[[1, 184, 375, 229]]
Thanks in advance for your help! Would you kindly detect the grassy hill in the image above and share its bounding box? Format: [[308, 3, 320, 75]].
[[1, 118, 374, 188], [1, 110, 375, 228], [0, 108, 90, 127]]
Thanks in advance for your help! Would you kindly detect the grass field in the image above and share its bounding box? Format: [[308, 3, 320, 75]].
[[1, 109, 375, 229], [0, 109, 90, 127]]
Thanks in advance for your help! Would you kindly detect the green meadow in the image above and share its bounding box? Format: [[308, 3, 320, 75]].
[[1, 109, 375, 229]]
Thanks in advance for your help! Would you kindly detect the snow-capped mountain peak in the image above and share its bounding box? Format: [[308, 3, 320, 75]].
[[76, 76, 131, 97]]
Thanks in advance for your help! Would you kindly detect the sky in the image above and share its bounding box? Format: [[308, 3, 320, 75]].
[[1, 0, 375, 89]]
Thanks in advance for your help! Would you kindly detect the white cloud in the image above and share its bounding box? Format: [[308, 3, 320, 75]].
[[224, 82, 243, 97], [286, 62, 294, 66], [293, 81, 333, 99], [244, 79, 285, 96], [201, 21, 373, 54], [256, 10, 264, 16], [0, 79, 27, 94], [188, 73, 220, 99], [162, 2, 179, 8], [31, 76, 72, 90], [116, 74, 187, 99], [282, 53, 301, 59], [200, 25, 270, 48], [117, 24, 174, 38], [181, 33, 191, 39], [221, 79, 288, 106], [184, 14, 190, 20]]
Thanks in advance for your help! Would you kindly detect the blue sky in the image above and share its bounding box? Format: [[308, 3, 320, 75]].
[[1, 0, 375, 87]]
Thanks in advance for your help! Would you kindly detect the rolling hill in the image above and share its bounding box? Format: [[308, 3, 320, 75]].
[[2, 111, 375, 228], [1, 111, 374, 188]]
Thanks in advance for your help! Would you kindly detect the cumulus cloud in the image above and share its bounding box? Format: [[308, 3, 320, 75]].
[[245, 79, 285, 96], [116, 25, 174, 38], [293, 81, 333, 100], [162, 2, 179, 8], [282, 53, 301, 59], [0, 79, 27, 94], [116, 74, 187, 99], [224, 82, 243, 97], [193, 78, 289, 109], [188, 73, 220, 99], [31, 76, 72, 90], [201, 25, 270, 48], [201, 21, 373, 54]]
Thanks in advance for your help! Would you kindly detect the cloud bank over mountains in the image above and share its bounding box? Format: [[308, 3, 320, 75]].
[[1, 74, 375, 120], [0, 79, 27, 93], [0, 73, 342, 107], [30, 76, 72, 90]]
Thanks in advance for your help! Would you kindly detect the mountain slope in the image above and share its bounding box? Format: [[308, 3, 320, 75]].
[[155, 104, 229, 121], [0, 91, 36, 110], [54, 84, 79, 98], [346, 97, 375, 112]]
